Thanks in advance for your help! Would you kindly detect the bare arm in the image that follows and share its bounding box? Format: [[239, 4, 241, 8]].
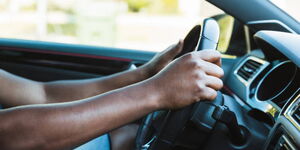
[[43, 66, 151, 103], [0, 79, 160, 150], [0, 42, 183, 107], [0, 50, 224, 150]]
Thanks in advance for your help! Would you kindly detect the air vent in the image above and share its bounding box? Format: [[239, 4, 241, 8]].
[[237, 59, 263, 81], [292, 105, 300, 124], [284, 93, 300, 131]]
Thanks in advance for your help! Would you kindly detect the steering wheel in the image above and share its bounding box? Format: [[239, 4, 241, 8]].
[[135, 18, 223, 150]]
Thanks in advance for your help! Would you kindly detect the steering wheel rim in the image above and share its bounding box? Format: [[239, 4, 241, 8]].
[[135, 18, 221, 150]]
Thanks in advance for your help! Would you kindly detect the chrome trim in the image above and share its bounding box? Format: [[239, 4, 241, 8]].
[[248, 61, 296, 116], [142, 136, 156, 150], [247, 99, 279, 116], [247, 20, 297, 34], [233, 56, 269, 86], [284, 94, 300, 131], [282, 135, 297, 150], [233, 56, 274, 114]]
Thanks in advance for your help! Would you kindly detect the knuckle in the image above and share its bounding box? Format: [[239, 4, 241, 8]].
[[189, 60, 198, 69], [197, 71, 206, 79], [184, 53, 194, 60], [196, 60, 204, 68], [192, 71, 204, 81], [202, 49, 214, 53], [214, 50, 222, 57], [191, 72, 200, 80], [203, 49, 220, 55], [197, 51, 206, 58], [210, 51, 222, 60], [210, 50, 221, 57], [196, 83, 206, 92], [198, 50, 222, 61]]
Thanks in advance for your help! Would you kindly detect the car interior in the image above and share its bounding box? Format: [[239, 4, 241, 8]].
[[0, 0, 299, 150]]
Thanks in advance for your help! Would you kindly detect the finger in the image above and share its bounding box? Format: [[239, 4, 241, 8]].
[[204, 75, 223, 90], [214, 57, 222, 67], [195, 50, 222, 65], [151, 41, 183, 61], [198, 87, 218, 101], [198, 60, 224, 78], [164, 40, 184, 59]]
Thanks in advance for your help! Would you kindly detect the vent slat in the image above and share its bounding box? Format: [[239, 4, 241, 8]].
[[237, 59, 263, 81], [237, 71, 248, 80], [239, 70, 251, 78], [248, 60, 262, 67], [245, 63, 258, 70]]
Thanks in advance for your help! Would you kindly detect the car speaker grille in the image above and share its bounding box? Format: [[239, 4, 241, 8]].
[[237, 59, 263, 81]]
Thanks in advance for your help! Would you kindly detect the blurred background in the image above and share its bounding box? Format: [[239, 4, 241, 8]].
[[0, 0, 298, 52]]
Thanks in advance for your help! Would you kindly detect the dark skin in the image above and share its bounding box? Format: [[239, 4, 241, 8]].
[[0, 41, 224, 150], [0, 42, 183, 108], [0, 41, 185, 150]]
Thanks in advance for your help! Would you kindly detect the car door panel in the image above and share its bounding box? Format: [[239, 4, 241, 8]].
[[0, 61, 101, 81], [0, 38, 156, 81], [0, 38, 234, 83]]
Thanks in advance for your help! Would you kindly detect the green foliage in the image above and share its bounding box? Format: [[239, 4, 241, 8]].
[[125, 0, 150, 12], [20, 3, 37, 11], [146, 0, 178, 14], [48, 2, 75, 15], [217, 15, 234, 53], [125, 0, 178, 14], [161, 0, 178, 13], [48, 23, 76, 36]]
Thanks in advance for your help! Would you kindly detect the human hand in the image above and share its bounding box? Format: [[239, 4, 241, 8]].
[[149, 50, 224, 109], [141, 40, 184, 77]]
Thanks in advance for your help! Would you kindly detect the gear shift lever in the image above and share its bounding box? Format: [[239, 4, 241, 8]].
[[212, 105, 247, 145]]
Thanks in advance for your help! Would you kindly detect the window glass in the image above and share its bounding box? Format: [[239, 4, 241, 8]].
[[0, 0, 224, 52], [270, 0, 300, 22]]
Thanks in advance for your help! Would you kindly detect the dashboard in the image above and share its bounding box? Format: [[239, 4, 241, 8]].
[[225, 30, 300, 150]]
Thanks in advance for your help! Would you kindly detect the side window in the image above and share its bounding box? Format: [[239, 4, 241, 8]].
[[213, 14, 248, 56], [0, 0, 247, 55]]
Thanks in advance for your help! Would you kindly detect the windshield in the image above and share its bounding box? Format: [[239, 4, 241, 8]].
[[270, 0, 300, 22]]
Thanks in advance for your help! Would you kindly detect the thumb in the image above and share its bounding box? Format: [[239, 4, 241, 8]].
[[165, 40, 184, 59]]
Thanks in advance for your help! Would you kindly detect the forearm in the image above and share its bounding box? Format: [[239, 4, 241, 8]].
[[43, 41, 183, 104], [0, 79, 159, 150], [0, 42, 182, 107], [43, 66, 150, 103]]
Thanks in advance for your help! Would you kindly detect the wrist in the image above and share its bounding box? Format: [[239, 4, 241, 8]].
[[139, 77, 164, 110], [138, 64, 154, 79]]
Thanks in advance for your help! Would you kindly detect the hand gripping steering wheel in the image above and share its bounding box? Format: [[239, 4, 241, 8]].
[[135, 18, 223, 150]]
